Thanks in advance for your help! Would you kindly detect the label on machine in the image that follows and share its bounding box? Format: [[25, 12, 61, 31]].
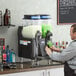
[[20, 40, 31, 45]]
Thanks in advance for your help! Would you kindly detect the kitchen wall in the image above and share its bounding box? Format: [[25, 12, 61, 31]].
[[0, 0, 72, 62]]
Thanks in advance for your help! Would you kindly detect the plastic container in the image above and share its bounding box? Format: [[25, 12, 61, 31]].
[[40, 15, 51, 25], [2, 46, 7, 63], [6, 45, 10, 63], [10, 49, 16, 63], [22, 25, 42, 38], [42, 24, 52, 38], [23, 15, 41, 26], [22, 14, 51, 26], [40, 15, 52, 38]]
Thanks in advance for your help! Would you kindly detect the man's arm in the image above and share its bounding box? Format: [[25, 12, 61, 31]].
[[45, 43, 76, 62], [45, 46, 61, 55]]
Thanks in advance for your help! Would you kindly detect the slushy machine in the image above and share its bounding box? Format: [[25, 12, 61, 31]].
[[18, 15, 53, 66]]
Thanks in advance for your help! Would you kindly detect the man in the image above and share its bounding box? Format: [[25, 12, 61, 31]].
[[45, 24, 76, 76]]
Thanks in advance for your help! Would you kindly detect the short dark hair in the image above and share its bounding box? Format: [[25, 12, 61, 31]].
[[71, 24, 76, 33]]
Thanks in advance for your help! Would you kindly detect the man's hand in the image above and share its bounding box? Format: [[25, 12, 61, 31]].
[[45, 46, 52, 55], [50, 46, 60, 52]]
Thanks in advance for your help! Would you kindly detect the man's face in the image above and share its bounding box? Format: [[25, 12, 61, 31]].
[[70, 27, 76, 40]]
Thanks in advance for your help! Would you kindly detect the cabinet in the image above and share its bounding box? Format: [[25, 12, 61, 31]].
[[46, 67, 64, 76], [0, 67, 64, 76], [0, 70, 46, 76]]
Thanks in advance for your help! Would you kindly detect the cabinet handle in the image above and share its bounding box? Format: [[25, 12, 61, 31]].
[[43, 72, 45, 76], [48, 71, 50, 76]]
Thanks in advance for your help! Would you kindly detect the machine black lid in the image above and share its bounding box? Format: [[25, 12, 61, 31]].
[[40, 15, 51, 19], [23, 14, 51, 20], [23, 15, 40, 20]]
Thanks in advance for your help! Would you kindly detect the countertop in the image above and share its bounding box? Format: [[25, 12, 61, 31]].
[[0, 63, 64, 75]]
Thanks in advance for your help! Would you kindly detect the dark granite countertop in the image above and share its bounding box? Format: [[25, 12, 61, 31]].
[[0, 63, 64, 75]]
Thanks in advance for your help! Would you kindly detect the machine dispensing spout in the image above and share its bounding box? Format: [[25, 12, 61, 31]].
[[35, 30, 42, 48], [35, 31, 42, 58], [46, 30, 53, 40], [45, 31, 53, 48]]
